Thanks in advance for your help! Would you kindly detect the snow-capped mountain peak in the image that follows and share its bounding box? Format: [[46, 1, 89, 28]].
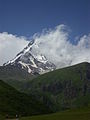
[[4, 40, 56, 74]]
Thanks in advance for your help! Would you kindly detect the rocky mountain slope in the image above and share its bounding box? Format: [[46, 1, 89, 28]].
[[4, 40, 56, 74]]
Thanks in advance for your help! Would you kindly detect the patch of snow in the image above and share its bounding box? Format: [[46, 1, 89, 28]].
[[27, 65, 32, 73], [4, 53, 22, 65], [11, 54, 22, 63], [29, 56, 38, 68], [35, 55, 47, 64], [18, 61, 32, 73], [39, 68, 50, 74], [23, 46, 31, 54]]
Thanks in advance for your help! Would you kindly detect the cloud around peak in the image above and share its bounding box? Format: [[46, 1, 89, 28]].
[[0, 32, 29, 65], [0, 24, 90, 68], [31, 24, 90, 68]]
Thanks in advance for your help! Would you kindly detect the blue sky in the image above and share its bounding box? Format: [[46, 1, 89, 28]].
[[0, 0, 89, 39], [0, 0, 90, 66]]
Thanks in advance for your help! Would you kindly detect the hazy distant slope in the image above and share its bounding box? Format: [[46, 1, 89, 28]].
[[0, 65, 37, 90]]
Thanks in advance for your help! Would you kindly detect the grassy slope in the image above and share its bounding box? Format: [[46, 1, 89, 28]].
[[23, 62, 90, 111], [21, 107, 90, 120], [0, 80, 51, 118], [0, 114, 4, 120], [0, 62, 90, 116], [27, 62, 89, 86]]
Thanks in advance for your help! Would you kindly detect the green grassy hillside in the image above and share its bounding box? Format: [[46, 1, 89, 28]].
[[0, 62, 90, 114], [21, 107, 90, 120], [22, 62, 90, 111], [0, 80, 51, 118]]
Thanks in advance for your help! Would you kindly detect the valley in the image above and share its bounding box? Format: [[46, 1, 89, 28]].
[[21, 107, 90, 120], [0, 62, 90, 119]]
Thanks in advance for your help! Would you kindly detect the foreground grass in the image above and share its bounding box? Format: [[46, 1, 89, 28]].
[[0, 114, 4, 119], [20, 107, 90, 120]]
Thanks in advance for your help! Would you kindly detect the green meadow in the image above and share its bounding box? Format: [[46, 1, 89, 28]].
[[21, 107, 90, 120]]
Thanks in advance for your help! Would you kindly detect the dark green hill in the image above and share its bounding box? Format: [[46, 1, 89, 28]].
[[0, 62, 90, 113], [22, 62, 90, 111], [0, 80, 51, 118]]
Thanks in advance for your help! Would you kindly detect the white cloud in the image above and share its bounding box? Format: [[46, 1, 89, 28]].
[[31, 24, 90, 68], [0, 25, 90, 69], [0, 32, 29, 65]]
